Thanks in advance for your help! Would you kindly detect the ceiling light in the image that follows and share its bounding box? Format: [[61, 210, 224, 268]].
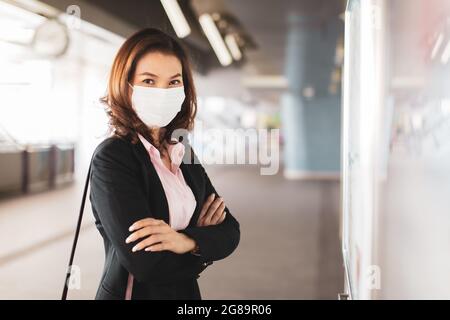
[[225, 34, 242, 61], [160, 0, 191, 38], [199, 13, 232, 66]]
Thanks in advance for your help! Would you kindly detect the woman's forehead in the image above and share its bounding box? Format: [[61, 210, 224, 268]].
[[135, 51, 182, 77]]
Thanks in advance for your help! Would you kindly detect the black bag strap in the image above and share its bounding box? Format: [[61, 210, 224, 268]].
[[61, 160, 92, 300]]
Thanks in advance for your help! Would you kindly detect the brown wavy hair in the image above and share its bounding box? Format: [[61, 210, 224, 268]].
[[100, 28, 197, 146]]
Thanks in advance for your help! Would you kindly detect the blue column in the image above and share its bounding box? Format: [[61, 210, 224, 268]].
[[281, 13, 342, 177]]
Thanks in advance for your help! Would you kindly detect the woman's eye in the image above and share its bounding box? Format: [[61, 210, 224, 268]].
[[170, 79, 182, 85], [143, 79, 154, 85]]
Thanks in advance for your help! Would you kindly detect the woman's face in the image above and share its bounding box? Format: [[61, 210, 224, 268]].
[[131, 51, 183, 89]]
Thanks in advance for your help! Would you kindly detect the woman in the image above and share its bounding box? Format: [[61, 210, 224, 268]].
[[89, 28, 240, 300]]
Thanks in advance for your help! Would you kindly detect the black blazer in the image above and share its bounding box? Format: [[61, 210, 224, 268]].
[[89, 135, 240, 299]]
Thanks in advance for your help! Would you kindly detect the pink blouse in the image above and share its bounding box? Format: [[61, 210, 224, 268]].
[[125, 133, 197, 299], [137, 133, 197, 230]]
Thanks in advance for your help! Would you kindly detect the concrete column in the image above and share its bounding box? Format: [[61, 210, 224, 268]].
[[281, 12, 342, 179]]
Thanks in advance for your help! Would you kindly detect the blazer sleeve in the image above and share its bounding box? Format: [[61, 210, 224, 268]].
[[89, 139, 204, 283], [178, 163, 241, 262]]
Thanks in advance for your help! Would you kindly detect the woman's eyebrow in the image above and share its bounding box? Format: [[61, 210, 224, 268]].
[[138, 72, 159, 77], [138, 72, 181, 78]]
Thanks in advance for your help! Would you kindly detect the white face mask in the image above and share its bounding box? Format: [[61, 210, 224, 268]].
[[129, 84, 186, 128]]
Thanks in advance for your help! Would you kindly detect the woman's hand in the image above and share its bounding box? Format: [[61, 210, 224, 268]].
[[126, 218, 196, 254], [197, 193, 226, 227]]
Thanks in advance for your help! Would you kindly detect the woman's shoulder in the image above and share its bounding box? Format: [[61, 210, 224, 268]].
[[92, 135, 135, 164], [90, 135, 143, 176]]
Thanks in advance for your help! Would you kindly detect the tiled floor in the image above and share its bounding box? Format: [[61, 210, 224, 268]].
[[0, 165, 343, 299]]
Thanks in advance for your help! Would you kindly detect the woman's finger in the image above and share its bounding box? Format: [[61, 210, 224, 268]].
[[126, 225, 169, 243], [132, 234, 167, 252], [129, 218, 164, 232], [204, 197, 223, 224], [126, 226, 152, 243], [146, 242, 169, 252], [210, 202, 226, 225], [218, 210, 227, 224], [198, 193, 216, 222], [197, 216, 205, 227]]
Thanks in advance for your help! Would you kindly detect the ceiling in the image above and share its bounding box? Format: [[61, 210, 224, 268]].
[[35, 0, 344, 76], [27, 0, 345, 101]]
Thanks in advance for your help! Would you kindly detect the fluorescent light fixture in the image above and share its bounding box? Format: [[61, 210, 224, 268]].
[[199, 13, 232, 66], [225, 34, 242, 60], [431, 32, 443, 59], [160, 0, 191, 38], [441, 39, 450, 64]]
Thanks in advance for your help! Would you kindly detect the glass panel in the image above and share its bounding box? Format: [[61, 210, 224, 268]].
[[343, 0, 450, 299]]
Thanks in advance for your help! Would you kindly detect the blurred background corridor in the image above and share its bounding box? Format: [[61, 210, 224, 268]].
[[0, 0, 344, 299], [1, 0, 450, 300]]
